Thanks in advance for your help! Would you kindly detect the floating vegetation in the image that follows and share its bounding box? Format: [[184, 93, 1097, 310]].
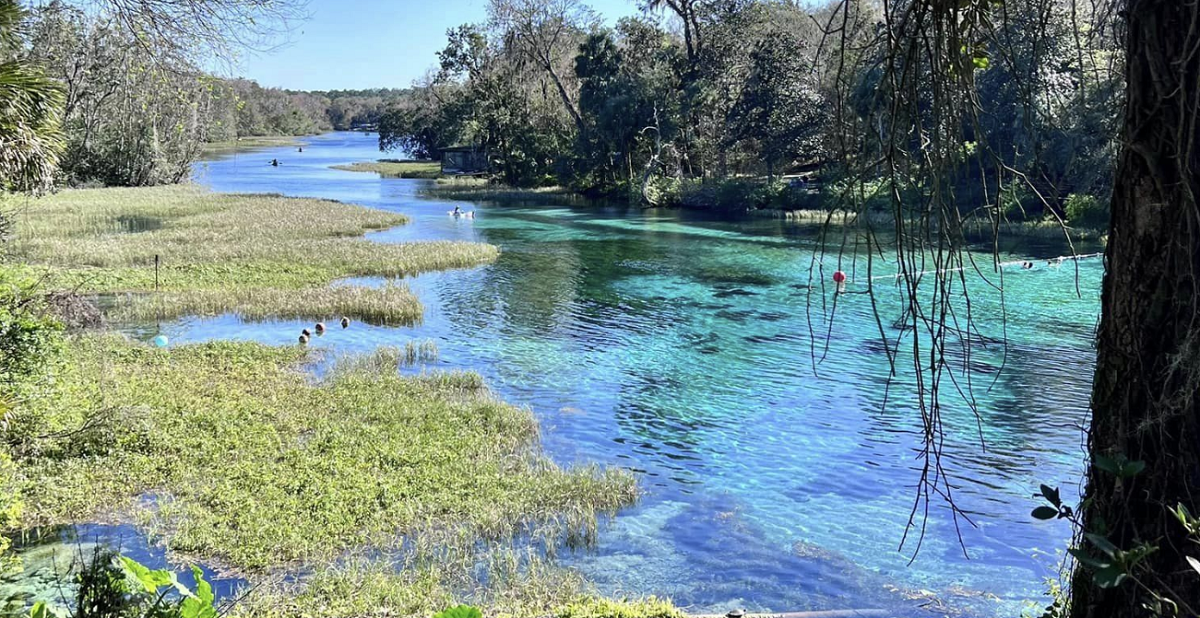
[[109, 283, 424, 326], [332, 160, 441, 179], [5, 186, 499, 322], [17, 335, 638, 571], [327, 340, 441, 378]]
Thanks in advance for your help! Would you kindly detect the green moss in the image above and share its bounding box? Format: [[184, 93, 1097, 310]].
[[332, 160, 442, 179]]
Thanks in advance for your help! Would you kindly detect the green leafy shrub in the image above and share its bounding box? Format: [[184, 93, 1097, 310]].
[[1064, 193, 1109, 229], [434, 606, 483, 618], [714, 179, 758, 209], [28, 550, 218, 618], [638, 176, 681, 207], [999, 185, 1034, 221], [556, 597, 683, 618], [0, 269, 62, 393]]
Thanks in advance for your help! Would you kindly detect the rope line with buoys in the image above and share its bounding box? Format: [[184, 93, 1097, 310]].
[[825, 251, 1103, 286]]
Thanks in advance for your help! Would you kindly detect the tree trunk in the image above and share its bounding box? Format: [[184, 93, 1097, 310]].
[[1071, 2, 1200, 617], [544, 63, 586, 136]]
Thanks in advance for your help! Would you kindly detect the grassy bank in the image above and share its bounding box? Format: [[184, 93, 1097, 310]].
[[7, 185, 499, 324], [12, 334, 644, 615], [202, 136, 305, 156], [332, 160, 442, 179], [422, 180, 583, 205]]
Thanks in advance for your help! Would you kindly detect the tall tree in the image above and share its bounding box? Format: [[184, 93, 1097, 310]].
[[0, 0, 63, 195], [1071, 0, 1200, 615], [488, 0, 595, 135], [825, 0, 1198, 615]]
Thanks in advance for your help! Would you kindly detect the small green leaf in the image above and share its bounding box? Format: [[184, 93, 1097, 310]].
[[1085, 533, 1119, 557], [433, 606, 483, 618], [972, 56, 989, 70], [1093, 563, 1128, 588], [1094, 454, 1146, 478], [1121, 460, 1146, 477], [1039, 484, 1061, 507], [1068, 547, 1110, 570], [180, 568, 217, 618], [1094, 454, 1120, 475], [1032, 506, 1059, 520], [29, 601, 53, 618], [119, 556, 180, 595]]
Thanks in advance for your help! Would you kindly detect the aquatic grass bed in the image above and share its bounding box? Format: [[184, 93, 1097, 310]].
[[332, 160, 442, 179], [6, 186, 499, 323], [422, 183, 584, 205], [201, 136, 305, 156], [234, 559, 681, 618], [16, 334, 639, 573], [110, 283, 424, 325]]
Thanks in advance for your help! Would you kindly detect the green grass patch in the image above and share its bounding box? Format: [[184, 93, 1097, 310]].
[[16, 334, 639, 571], [7, 185, 499, 324], [422, 182, 582, 205], [233, 558, 679, 618], [332, 160, 442, 179], [201, 136, 305, 156]]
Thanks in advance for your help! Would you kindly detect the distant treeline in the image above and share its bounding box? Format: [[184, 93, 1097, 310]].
[[17, 2, 408, 187], [208, 82, 414, 140], [377, 0, 1120, 219]]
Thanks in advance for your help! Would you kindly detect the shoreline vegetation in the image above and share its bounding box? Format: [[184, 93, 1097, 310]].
[[14, 334, 649, 617], [412, 174, 1107, 242], [3, 183, 675, 617], [332, 160, 442, 179], [6, 185, 499, 325], [201, 136, 308, 157]]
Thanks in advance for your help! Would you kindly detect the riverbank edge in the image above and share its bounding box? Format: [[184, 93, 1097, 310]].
[[331, 160, 442, 179], [4, 182, 684, 618], [416, 180, 1108, 242], [6, 185, 500, 324]]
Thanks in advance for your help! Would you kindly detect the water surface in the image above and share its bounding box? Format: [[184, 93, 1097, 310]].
[[174, 133, 1100, 616]]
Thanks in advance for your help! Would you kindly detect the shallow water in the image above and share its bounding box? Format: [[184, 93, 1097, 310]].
[[109, 132, 1101, 616], [0, 525, 244, 613]]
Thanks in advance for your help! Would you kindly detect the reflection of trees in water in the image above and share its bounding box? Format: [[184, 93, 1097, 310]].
[[442, 225, 673, 335]]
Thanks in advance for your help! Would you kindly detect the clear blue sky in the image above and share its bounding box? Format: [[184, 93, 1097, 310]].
[[232, 0, 643, 91]]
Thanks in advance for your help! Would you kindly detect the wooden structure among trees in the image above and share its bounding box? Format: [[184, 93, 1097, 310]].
[[440, 147, 488, 175]]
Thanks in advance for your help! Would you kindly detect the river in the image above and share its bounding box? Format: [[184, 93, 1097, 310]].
[[25, 132, 1106, 617]]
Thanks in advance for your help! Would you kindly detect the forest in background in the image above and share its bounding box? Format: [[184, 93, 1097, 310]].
[[378, 0, 1121, 222], [15, 0, 1123, 227], [18, 1, 402, 186]]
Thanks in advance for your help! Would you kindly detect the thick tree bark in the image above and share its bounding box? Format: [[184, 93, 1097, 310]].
[[1071, 1, 1200, 616]]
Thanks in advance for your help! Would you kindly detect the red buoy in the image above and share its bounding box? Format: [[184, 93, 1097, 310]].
[[833, 270, 847, 283]]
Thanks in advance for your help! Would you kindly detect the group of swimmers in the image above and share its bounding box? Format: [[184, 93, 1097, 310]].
[[450, 205, 476, 219]]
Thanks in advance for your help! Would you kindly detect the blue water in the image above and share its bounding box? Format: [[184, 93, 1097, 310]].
[[142, 132, 1098, 616]]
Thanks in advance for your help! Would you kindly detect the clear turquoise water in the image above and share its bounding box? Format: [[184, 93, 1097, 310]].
[[125, 132, 1098, 616]]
